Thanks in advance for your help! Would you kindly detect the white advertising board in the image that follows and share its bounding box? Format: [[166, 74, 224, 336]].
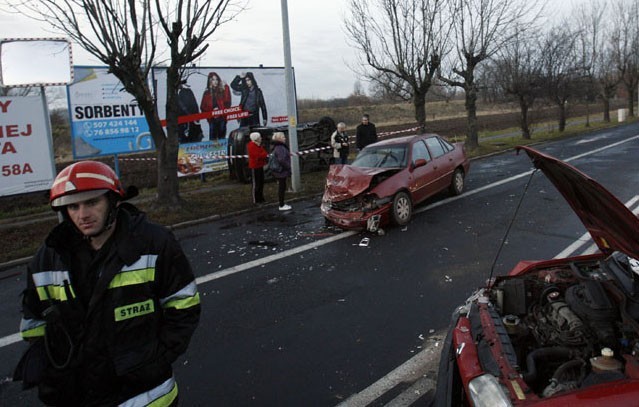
[[0, 96, 55, 196], [68, 66, 153, 159], [66, 66, 294, 177]]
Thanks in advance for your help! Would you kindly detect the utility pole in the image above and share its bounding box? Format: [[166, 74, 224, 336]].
[[280, 0, 300, 192]]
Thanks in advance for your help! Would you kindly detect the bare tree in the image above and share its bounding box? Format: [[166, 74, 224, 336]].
[[573, 0, 618, 123], [9, 0, 242, 208], [492, 30, 543, 139], [610, 0, 639, 117], [345, 0, 451, 132], [0, 86, 36, 97], [539, 24, 582, 132], [439, 0, 540, 149]]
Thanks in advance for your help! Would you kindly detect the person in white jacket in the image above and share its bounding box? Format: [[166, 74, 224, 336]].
[[330, 122, 350, 164]]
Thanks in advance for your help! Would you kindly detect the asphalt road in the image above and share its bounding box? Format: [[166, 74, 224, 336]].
[[1, 122, 638, 406]]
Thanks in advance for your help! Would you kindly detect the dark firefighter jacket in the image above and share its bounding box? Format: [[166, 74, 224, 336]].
[[16, 203, 201, 406]]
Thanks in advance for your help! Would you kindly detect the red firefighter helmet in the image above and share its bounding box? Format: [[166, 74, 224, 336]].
[[50, 161, 126, 208]]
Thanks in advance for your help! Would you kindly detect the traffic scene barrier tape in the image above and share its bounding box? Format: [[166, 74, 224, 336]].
[[117, 126, 422, 161]]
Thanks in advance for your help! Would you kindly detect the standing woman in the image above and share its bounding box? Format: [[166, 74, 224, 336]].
[[200, 71, 232, 140], [247, 132, 268, 204], [271, 132, 292, 211]]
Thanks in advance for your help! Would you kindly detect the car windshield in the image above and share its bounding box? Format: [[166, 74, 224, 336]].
[[351, 145, 408, 168]]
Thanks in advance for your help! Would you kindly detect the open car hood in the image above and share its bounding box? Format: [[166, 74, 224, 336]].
[[324, 165, 395, 202], [517, 146, 639, 259]]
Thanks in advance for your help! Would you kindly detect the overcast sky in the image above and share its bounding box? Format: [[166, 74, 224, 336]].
[[1, 0, 583, 100], [1, 0, 358, 100]]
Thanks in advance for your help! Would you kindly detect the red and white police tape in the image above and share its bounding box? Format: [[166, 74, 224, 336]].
[[118, 126, 422, 161]]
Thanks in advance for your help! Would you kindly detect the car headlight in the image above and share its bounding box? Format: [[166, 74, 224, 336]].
[[468, 374, 512, 407]]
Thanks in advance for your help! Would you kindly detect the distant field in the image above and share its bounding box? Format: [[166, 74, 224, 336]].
[[297, 99, 517, 128]]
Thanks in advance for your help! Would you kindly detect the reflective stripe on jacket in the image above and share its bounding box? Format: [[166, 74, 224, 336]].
[[19, 203, 200, 405]]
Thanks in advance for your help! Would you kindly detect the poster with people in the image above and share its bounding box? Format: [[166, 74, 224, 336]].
[[154, 67, 290, 177], [67, 66, 292, 177], [154, 67, 289, 141]]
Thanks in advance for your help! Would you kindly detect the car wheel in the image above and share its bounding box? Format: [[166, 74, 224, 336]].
[[449, 168, 465, 196], [391, 191, 412, 226]]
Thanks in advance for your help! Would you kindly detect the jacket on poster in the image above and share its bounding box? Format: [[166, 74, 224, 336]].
[[17, 203, 201, 406], [200, 72, 232, 116], [230, 72, 268, 126]]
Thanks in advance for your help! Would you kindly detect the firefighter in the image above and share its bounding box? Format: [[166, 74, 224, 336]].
[[14, 161, 201, 406]]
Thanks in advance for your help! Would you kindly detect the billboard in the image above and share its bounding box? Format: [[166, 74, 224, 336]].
[[154, 67, 290, 142], [0, 96, 55, 196], [67, 66, 153, 158], [67, 66, 292, 177]]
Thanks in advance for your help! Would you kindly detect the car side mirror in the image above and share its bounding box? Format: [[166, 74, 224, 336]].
[[413, 158, 427, 169]]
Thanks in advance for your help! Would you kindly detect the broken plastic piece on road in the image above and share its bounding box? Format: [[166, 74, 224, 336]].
[[359, 238, 370, 247], [367, 214, 381, 232]]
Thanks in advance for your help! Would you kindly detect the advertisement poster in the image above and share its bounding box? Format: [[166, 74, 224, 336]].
[[67, 66, 292, 176], [154, 67, 290, 141], [67, 66, 153, 158], [177, 139, 228, 177], [0, 96, 55, 197], [155, 66, 290, 176]]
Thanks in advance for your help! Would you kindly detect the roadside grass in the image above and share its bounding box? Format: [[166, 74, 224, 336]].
[[0, 114, 635, 265]]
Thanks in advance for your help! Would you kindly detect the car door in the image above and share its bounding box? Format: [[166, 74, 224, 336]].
[[409, 139, 437, 203], [424, 136, 454, 192]]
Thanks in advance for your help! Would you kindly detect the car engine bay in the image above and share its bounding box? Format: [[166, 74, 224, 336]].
[[471, 252, 639, 399]]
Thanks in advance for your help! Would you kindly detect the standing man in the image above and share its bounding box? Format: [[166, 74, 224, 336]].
[[355, 114, 378, 150], [14, 161, 201, 406], [247, 132, 268, 204], [330, 122, 350, 165]]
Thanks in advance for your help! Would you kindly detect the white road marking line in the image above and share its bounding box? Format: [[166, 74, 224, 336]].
[[336, 346, 439, 407], [0, 333, 21, 348], [196, 230, 358, 285], [2, 135, 638, 351], [555, 195, 639, 258]]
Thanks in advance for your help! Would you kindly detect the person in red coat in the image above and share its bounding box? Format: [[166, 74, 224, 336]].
[[200, 72, 232, 140], [247, 132, 268, 204]]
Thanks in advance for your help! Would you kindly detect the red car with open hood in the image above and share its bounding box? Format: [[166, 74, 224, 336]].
[[321, 134, 470, 231], [434, 146, 639, 406]]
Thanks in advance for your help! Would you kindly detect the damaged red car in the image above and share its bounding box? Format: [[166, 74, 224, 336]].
[[434, 146, 639, 406], [320, 134, 469, 231]]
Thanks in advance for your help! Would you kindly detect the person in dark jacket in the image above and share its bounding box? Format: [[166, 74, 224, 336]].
[[230, 72, 268, 127], [14, 161, 201, 407], [177, 80, 203, 143], [355, 114, 378, 150], [270, 132, 292, 211], [247, 132, 268, 204]]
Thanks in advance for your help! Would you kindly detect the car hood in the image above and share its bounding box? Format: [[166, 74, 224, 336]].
[[323, 165, 397, 201], [517, 145, 639, 259]]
